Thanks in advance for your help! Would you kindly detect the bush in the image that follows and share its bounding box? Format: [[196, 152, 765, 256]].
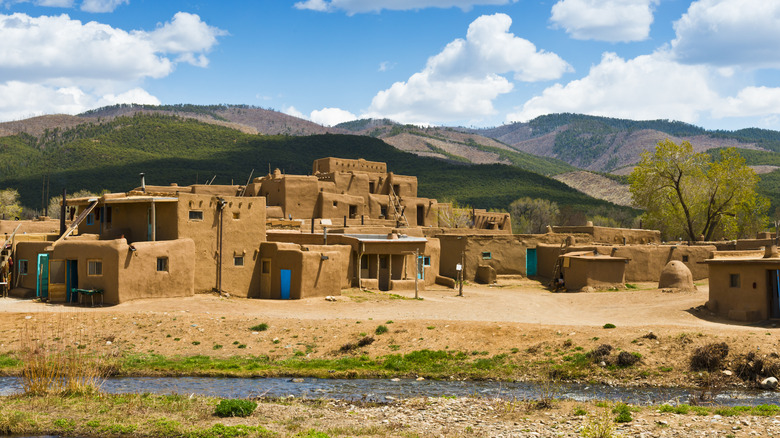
[[250, 323, 268, 332], [214, 399, 257, 418], [603, 323, 616, 329], [613, 403, 633, 423], [690, 342, 729, 371], [375, 325, 388, 335], [617, 351, 640, 367], [589, 344, 613, 360]]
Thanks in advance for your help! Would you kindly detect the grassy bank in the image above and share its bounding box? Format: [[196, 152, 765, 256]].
[[2, 392, 779, 438]]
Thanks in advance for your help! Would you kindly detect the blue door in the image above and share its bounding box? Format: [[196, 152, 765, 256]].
[[280, 269, 291, 300], [526, 248, 537, 276], [36, 253, 49, 298]]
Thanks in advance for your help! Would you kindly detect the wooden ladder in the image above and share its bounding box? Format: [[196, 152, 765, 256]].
[[388, 186, 409, 228], [550, 238, 568, 289], [53, 199, 99, 245]]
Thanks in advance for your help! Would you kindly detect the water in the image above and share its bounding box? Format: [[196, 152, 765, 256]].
[[1, 376, 778, 406]]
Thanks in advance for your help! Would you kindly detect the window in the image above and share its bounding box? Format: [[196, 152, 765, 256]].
[[482, 252, 492, 260], [729, 274, 740, 288], [233, 212, 240, 220], [87, 260, 103, 276], [393, 184, 400, 194], [422, 256, 431, 267], [189, 210, 204, 221], [18, 260, 28, 275], [157, 257, 169, 272], [682, 255, 689, 262], [105, 206, 112, 224], [261, 260, 270, 274], [234, 256, 244, 267], [86, 213, 95, 225], [369, 181, 375, 193], [332, 200, 338, 207]]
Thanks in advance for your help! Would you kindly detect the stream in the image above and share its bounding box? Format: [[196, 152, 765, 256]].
[[1, 376, 779, 406]]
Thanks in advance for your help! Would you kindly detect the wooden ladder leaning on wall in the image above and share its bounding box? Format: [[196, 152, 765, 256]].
[[388, 186, 409, 228], [0, 224, 22, 297], [550, 238, 569, 290]]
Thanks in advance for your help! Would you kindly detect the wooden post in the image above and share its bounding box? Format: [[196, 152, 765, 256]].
[[414, 248, 419, 300], [458, 251, 464, 297], [150, 201, 156, 241]]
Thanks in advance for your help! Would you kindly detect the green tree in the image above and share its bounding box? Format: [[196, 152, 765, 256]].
[[629, 140, 768, 241], [0, 189, 22, 220], [47, 189, 99, 219], [509, 197, 559, 234]]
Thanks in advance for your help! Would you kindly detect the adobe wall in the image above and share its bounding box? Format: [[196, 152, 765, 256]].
[[399, 197, 439, 227], [300, 244, 352, 289], [257, 242, 344, 299], [707, 261, 779, 322], [536, 243, 714, 282], [437, 234, 582, 280], [386, 173, 418, 198], [736, 239, 775, 250], [563, 256, 626, 291], [317, 192, 365, 220], [313, 157, 387, 174], [13, 241, 52, 291], [50, 238, 122, 304], [1, 219, 60, 235], [176, 193, 266, 296], [552, 226, 661, 245]]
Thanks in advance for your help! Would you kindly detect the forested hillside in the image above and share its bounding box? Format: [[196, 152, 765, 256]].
[[0, 113, 630, 218]]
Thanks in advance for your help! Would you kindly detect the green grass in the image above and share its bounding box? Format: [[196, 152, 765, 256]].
[[250, 323, 269, 332]]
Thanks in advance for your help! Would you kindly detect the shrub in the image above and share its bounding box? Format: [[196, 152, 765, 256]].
[[603, 323, 616, 329], [375, 325, 388, 335], [613, 403, 633, 423], [690, 342, 729, 371], [250, 323, 269, 332], [617, 351, 641, 367], [589, 344, 613, 360], [214, 399, 257, 418]]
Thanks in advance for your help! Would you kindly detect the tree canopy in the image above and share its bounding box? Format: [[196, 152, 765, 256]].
[[629, 140, 768, 241]]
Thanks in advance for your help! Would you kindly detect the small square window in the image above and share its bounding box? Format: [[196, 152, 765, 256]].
[[87, 260, 102, 276], [157, 257, 169, 272], [232, 212, 240, 220], [729, 274, 740, 288], [333, 200, 338, 207], [422, 256, 431, 267], [482, 252, 492, 260], [18, 260, 28, 275], [682, 255, 689, 262], [234, 256, 244, 267], [189, 210, 204, 221]]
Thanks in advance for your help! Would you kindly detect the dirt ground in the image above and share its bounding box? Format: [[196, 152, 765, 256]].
[[0, 278, 777, 386]]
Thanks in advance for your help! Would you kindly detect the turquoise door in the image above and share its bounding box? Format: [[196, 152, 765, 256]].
[[417, 255, 424, 280], [770, 270, 780, 319], [280, 269, 291, 300], [36, 253, 49, 298], [66, 260, 78, 303], [526, 248, 537, 276]]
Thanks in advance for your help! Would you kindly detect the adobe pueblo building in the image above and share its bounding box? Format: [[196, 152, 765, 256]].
[[9, 158, 448, 304]]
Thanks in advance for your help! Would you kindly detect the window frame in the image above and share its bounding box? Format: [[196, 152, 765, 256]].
[[482, 251, 492, 260], [188, 210, 204, 221], [18, 259, 28, 276], [87, 259, 103, 276], [234, 256, 244, 267], [729, 273, 741, 288], [156, 257, 169, 272]]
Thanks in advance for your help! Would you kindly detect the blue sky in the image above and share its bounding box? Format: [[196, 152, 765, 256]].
[[1, 0, 779, 131]]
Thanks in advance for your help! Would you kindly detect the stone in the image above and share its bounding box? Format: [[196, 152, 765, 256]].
[[290, 378, 305, 383], [760, 377, 778, 390]]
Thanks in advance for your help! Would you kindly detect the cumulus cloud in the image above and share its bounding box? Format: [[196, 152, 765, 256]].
[[282, 106, 307, 119], [671, 0, 780, 68], [294, 0, 515, 14], [712, 87, 780, 118], [550, 0, 657, 42], [80, 0, 127, 12], [310, 107, 356, 126], [364, 13, 571, 125], [507, 52, 718, 124], [0, 12, 224, 121]]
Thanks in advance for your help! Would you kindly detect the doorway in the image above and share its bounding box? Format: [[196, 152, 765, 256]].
[[280, 269, 291, 300], [526, 248, 537, 276], [417, 205, 424, 226], [769, 270, 780, 319], [66, 260, 78, 303], [36, 253, 49, 299], [379, 255, 390, 291]]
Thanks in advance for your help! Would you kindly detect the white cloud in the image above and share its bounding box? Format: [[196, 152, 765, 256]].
[[550, 0, 657, 42], [80, 0, 127, 12], [282, 106, 306, 119], [0, 12, 225, 121], [671, 0, 780, 68], [96, 87, 160, 107], [378, 61, 394, 72], [294, 0, 515, 14], [507, 52, 718, 124], [712, 87, 780, 118], [364, 13, 571, 125], [310, 107, 356, 126]]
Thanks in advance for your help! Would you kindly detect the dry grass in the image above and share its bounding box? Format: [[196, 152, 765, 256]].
[[19, 314, 112, 395]]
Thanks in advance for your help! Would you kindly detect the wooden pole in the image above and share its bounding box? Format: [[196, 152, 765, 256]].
[[414, 248, 419, 300], [458, 250, 464, 297]]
